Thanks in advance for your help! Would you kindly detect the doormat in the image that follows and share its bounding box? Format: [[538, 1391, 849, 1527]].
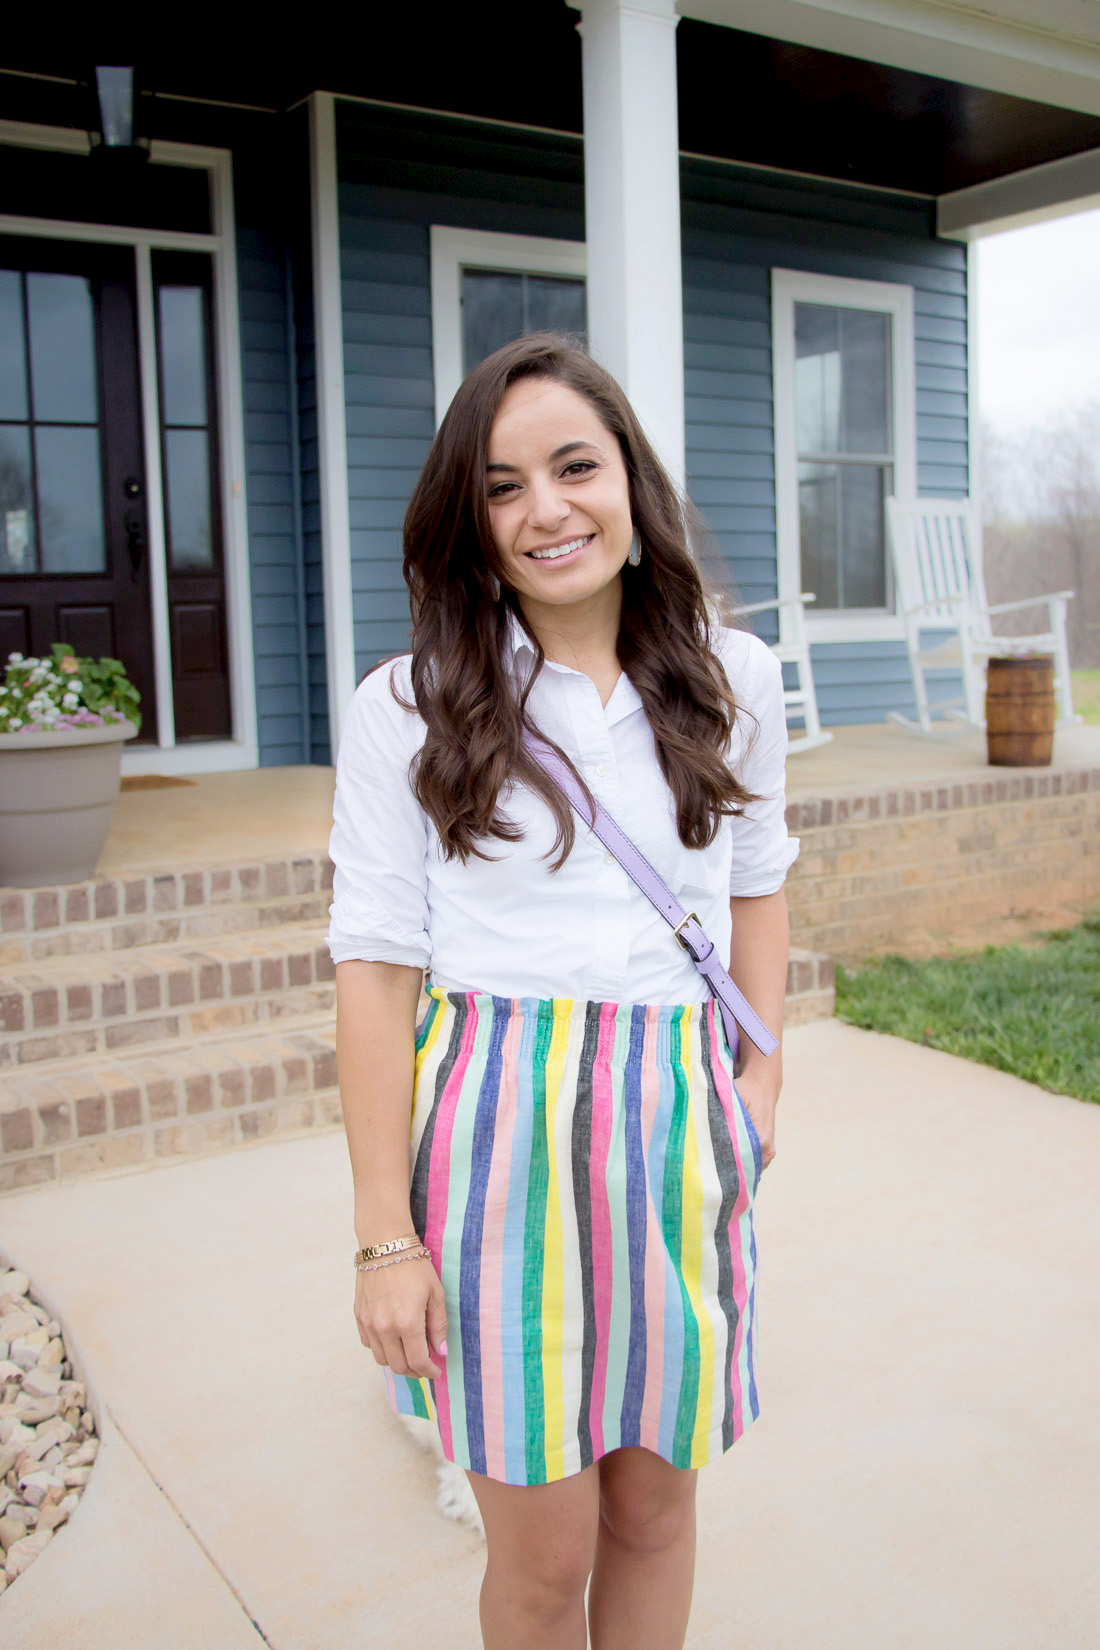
[[120, 775, 198, 791]]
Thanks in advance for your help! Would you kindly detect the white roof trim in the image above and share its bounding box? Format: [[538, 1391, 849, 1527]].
[[680, 0, 1100, 117], [938, 144, 1100, 238]]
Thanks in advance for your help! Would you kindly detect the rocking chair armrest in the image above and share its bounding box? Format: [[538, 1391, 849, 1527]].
[[731, 592, 819, 617], [985, 591, 1075, 616], [900, 597, 966, 619]]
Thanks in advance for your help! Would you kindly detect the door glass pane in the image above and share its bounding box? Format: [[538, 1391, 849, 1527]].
[[0, 425, 36, 575], [27, 273, 98, 423], [462, 271, 525, 374], [164, 427, 213, 569], [795, 304, 890, 457], [0, 271, 28, 422], [34, 426, 106, 573], [158, 286, 207, 426], [798, 462, 888, 610]]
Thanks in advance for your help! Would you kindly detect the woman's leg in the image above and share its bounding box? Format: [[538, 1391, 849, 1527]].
[[465, 1464, 601, 1650], [588, 1447, 699, 1650]]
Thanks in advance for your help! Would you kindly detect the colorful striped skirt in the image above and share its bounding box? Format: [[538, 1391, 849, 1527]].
[[383, 986, 763, 1486]]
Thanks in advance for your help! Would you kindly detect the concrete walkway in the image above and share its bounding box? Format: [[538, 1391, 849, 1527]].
[[2, 1018, 1099, 1649]]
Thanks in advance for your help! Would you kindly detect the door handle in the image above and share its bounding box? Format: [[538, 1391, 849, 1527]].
[[124, 509, 145, 583]]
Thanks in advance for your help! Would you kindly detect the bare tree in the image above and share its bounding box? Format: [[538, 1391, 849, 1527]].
[[981, 402, 1100, 668]]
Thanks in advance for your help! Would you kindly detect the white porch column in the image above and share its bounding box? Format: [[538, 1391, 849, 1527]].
[[574, 0, 685, 489]]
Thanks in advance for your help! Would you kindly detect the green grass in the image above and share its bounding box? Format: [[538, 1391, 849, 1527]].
[[836, 913, 1100, 1103], [1072, 669, 1100, 725]]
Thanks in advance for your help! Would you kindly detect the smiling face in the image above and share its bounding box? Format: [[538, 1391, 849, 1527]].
[[485, 376, 634, 619]]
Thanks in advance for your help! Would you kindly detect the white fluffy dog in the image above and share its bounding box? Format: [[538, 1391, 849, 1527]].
[[397, 1412, 485, 1536]]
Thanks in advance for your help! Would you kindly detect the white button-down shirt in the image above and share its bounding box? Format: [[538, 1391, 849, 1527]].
[[326, 619, 799, 1006]]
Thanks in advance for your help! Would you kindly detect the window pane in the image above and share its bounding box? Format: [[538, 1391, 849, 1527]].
[[0, 271, 28, 422], [798, 461, 888, 610], [795, 306, 840, 454], [0, 425, 36, 575], [27, 273, 98, 424], [525, 276, 586, 340], [462, 271, 525, 374], [164, 427, 213, 570], [795, 304, 890, 457], [35, 426, 106, 573], [158, 286, 208, 426]]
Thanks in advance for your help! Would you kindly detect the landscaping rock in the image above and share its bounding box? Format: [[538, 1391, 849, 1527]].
[[36, 1499, 69, 1533], [37, 1337, 64, 1369], [22, 1366, 61, 1399], [0, 1313, 36, 1342], [0, 1270, 99, 1593], [0, 1513, 25, 1550], [4, 1527, 53, 1579]]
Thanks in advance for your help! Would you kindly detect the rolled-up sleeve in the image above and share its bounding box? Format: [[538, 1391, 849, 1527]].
[[326, 660, 432, 968], [723, 632, 801, 897]]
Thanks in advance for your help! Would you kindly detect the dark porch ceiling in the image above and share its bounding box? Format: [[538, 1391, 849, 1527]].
[[3, 6, 1099, 198]]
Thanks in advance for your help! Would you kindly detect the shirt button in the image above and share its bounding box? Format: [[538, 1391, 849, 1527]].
[[603, 851, 615, 866], [596, 763, 609, 777]]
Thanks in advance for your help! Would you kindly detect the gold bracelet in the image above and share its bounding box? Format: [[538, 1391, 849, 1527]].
[[355, 1246, 431, 1273], [354, 1234, 422, 1265]]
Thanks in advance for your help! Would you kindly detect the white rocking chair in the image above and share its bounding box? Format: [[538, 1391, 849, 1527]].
[[731, 592, 834, 754], [884, 496, 1077, 736]]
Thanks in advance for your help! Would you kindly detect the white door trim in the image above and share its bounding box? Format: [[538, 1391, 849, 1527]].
[[429, 225, 588, 425], [308, 92, 357, 757], [0, 121, 258, 773], [771, 266, 917, 644]]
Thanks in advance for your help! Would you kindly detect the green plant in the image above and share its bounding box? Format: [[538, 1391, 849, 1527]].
[[0, 644, 142, 734], [836, 912, 1100, 1104]]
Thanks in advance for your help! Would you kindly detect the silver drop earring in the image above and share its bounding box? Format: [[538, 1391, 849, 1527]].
[[489, 571, 501, 601], [627, 532, 642, 568]]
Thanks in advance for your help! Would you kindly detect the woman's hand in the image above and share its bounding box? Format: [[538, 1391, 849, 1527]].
[[734, 1063, 780, 1172], [354, 1256, 449, 1381]]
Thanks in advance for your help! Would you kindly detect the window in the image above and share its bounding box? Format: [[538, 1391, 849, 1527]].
[[430, 227, 587, 426], [772, 270, 916, 642], [0, 265, 107, 577]]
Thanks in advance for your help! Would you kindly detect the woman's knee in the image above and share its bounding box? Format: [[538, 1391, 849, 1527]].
[[598, 1450, 697, 1556], [470, 1467, 598, 1610]]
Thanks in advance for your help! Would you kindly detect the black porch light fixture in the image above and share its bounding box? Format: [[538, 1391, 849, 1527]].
[[90, 65, 149, 164], [96, 66, 135, 146]]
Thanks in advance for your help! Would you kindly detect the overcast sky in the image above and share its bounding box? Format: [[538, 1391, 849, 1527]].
[[978, 205, 1100, 435]]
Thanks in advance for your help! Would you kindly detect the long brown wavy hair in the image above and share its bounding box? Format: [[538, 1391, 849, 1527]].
[[399, 332, 755, 866]]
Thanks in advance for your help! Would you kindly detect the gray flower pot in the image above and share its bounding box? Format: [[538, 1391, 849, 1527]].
[[0, 720, 139, 888]]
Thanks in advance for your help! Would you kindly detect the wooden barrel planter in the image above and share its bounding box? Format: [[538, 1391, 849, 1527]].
[[985, 656, 1055, 767]]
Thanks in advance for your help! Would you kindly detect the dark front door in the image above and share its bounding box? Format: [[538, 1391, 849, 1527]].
[[0, 236, 157, 736]]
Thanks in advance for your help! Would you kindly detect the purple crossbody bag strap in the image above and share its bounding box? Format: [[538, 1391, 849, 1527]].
[[523, 734, 779, 1062]]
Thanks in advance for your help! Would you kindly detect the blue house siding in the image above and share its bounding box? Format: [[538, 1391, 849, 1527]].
[[332, 114, 968, 726], [235, 220, 311, 767], [336, 102, 585, 678], [681, 159, 968, 723]]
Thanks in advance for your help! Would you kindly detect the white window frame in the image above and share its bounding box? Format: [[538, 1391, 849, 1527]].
[[772, 267, 916, 645], [430, 226, 587, 427], [0, 119, 258, 774]]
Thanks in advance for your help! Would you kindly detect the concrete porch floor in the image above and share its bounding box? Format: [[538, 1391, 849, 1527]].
[[98, 722, 1100, 877], [1, 1017, 1098, 1648]]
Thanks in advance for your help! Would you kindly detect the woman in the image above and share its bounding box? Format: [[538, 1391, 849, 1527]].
[[327, 332, 798, 1650]]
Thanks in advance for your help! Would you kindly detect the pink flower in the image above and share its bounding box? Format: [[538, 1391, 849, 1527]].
[[59, 656, 81, 674]]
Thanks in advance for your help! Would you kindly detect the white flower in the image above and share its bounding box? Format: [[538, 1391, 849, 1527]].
[[7, 652, 23, 663], [10, 717, 22, 728]]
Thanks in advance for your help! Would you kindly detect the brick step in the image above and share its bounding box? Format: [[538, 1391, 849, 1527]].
[[1, 924, 335, 1069], [0, 851, 333, 965], [783, 948, 835, 1026], [0, 1014, 340, 1193]]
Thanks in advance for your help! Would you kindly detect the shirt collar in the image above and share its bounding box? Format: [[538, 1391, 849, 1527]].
[[503, 608, 644, 725]]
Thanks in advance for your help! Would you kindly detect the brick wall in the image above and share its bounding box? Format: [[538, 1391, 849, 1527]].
[[785, 765, 1100, 960]]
